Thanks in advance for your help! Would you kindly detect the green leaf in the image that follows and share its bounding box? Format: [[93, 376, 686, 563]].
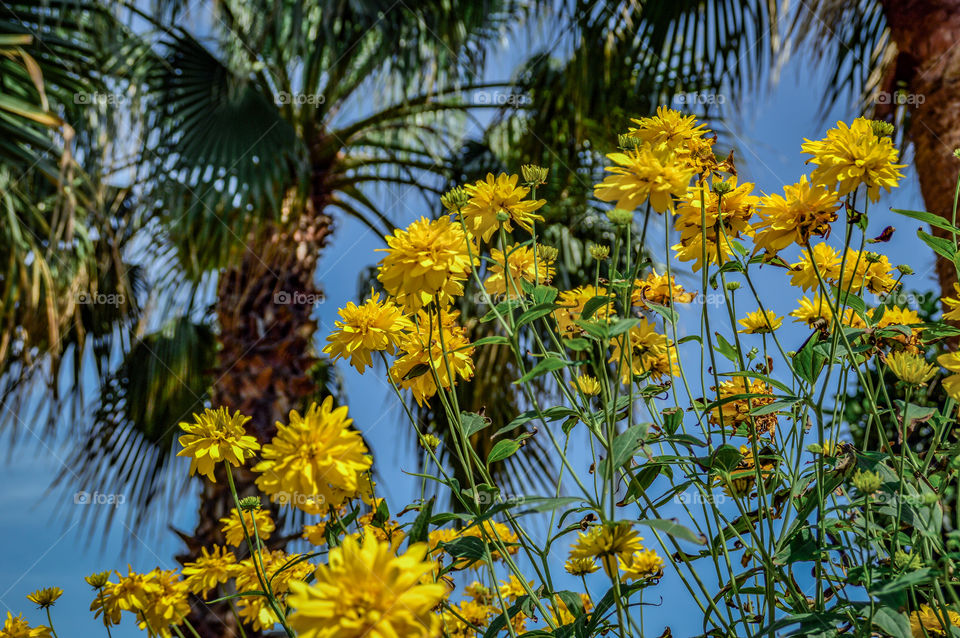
[[892, 208, 959, 233], [598, 424, 648, 475], [533, 285, 558, 305], [487, 439, 521, 465], [440, 536, 487, 560], [870, 608, 913, 638], [516, 303, 557, 328], [515, 356, 570, 383], [564, 338, 592, 351], [407, 497, 435, 546], [918, 229, 957, 261], [461, 411, 491, 437], [645, 300, 678, 324], [634, 518, 706, 545], [471, 335, 510, 348], [661, 408, 683, 435], [581, 295, 614, 320], [608, 318, 641, 337], [713, 332, 738, 362], [750, 398, 800, 416], [402, 363, 431, 380]]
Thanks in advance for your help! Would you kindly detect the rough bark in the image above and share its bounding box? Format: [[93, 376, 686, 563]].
[[881, 0, 960, 298], [179, 205, 333, 637]]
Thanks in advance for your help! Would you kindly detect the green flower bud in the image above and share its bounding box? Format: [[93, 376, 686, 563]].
[[441, 186, 470, 211], [851, 469, 882, 496], [870, 120, 895, 137], [589, 244, 610, 261], [606, 209, 633, 226], [239, 496, 261, 511], [521, 164, 549, 187]]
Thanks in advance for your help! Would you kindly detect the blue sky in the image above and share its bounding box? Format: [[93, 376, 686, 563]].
[[0, 45, 940, 638]]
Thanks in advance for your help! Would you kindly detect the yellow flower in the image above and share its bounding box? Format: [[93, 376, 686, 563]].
[[738, 309, 783, 334], [460, 521, 520, 568], [139, 570, 190, 637], [549, 592, 593, 626], [672, 177, 759, 271], [26, 588, 62, 609], [570, 374, 602, 397], [254, 397, 372, 514], [235, 550, 313, 631], [182, 546, 237, 596], [942, 283, 960, 320], [564, 557, 600, 576], [303, 522, 329, 546], [938, 352, 960, 401], [377, 216, 476, 312], [788, 243, 841, 291], [618, 549, 663, 581], [464, 582, 493, 604], [627, 107, 711, 159], [801, 117, 905, 202], [554, 285, 611, 338], [838, 250, 897, 295], [177, 407, 260, 482], [324, 291, 413, 373], [219, 507, 276, 547], [709, 378, 778, 439], [461, 173, 546, 243], [631, 270, 695, 308], [498, 575, 532, 602], [753, 175, 840, 253], [594, 145, 696, 213], [608, 318, 678, 383], [569, 522, 643, 576], [790, 295, 865, 329], [441, 599, 494, 638], [390, 309, 475, 406], [484, 243, 555, 295], [909, 604, 960, 637], [288, 535, 447, 638], [0, 613, 50, 638]]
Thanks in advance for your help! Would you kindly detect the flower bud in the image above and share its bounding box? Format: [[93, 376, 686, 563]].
[[85, 571, 112, 588], [420, 434, 441, 451], [239, 496, 261, 511], [521, 164, 549, 187], [851, 469, 882, 495], [538, 245, 559, 261], [441, 186, 470, 211], [870, 120, 895, 137], [589, 244, 610, 261], [606, 209, 633, 226]]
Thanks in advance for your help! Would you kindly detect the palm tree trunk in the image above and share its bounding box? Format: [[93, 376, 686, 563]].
[[881, 0, 960, 299], [179, 207, 333, 637]]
